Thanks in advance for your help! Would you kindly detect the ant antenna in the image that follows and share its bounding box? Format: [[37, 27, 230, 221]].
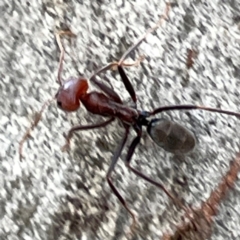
[[118, 2, 171, 65], [19, 97, 55, 160], [55, 30, 76, 85]]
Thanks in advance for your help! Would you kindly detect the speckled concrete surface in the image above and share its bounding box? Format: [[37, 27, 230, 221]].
[[1, 1, 240, 240]]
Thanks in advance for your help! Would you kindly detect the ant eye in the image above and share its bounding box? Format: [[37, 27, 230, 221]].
[[57, 101, 62, 108]]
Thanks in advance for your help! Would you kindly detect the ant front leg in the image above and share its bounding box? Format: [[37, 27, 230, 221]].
[[61, 117, 115, 151], [118, 3, 170, 66], [117, 4, 171, 107], [88, 56, 145, 104]]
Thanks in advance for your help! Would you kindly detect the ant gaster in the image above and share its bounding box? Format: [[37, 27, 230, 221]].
[[20, 4, 240, 233]]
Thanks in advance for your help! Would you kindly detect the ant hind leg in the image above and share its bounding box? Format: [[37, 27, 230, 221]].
[[124, 125, 188, 212], [106, 126, 137, 235]]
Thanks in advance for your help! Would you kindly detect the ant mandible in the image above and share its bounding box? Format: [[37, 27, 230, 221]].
[[19, 3, 240, 233]]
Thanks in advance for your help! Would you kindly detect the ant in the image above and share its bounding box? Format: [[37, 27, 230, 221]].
[[19, 3, 240, 233], [162, 152, 240, 240]]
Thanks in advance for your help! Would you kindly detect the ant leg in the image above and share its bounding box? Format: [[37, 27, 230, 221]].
[[88, 56, 145, 103], [106, 126, 137, 234], [19, 97, 55, 161], [117, 3, 171, 106], [117, 65, 137, 106], [90, 76, 123, 104], [62, 117, 115, 151], [124, 125, 188, 212], [55, 30, 76, 86], [150, 105, 240, 118], [89, 55, 144, 81]]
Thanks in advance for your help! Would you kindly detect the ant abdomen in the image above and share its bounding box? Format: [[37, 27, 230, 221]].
[[147, 118, 196, 154]]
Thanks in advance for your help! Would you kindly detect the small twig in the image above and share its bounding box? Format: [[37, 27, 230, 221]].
[[162, 152, 240, 240]]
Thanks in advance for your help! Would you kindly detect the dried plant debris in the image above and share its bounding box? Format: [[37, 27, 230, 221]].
[[186, 49, 198, 69], [162, 153, 240, 240]]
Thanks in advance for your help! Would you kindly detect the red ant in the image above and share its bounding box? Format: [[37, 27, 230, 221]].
[[19, 3, 240, 233]]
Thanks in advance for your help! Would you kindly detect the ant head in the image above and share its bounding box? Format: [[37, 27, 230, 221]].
[[56, 77, 89, 112]]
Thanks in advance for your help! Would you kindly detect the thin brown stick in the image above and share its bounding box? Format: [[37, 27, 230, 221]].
[[162, 152, 240, 240], [186, 49, 198, 69]]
